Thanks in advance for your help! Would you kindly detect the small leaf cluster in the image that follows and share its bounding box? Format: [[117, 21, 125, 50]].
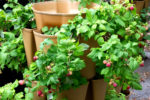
[[0, 80, 33, 100], [0, 35, 26, 71], [0, 80, 24, 100], [42, 26, 59, 35]]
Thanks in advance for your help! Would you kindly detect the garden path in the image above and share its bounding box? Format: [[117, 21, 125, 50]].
[[129, 59, 150, 100]]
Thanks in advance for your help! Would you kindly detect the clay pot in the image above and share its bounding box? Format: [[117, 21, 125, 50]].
[[32, 81, 46, 100], [92, 79, 107, 100], [57, 83, 89, 100], [126, 95, 129, 100], [32, 1, 99, 30], [86, 3, 100, 9], [135, 1, 144, 14], [32, 1, 80, 30], [56, 0, 72, 13], [33, 30, 57, 52], [85, 81, 93, 100], [22, 28, 37, 66], [144, 0, 149, 8], [79, 38, 98, 79]]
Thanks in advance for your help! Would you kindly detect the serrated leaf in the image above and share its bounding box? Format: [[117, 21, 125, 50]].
[[117, 29, 125, 36], [88, 30, 95, 38], [78, 25, 89, 34], [131, 81, 142, 90], [144, 35, 150, 40], [97, 52, 103, 60], [101, 68, 109, 75], [99, 24, 106, 30], [92, 24, 97, 30], [110, 55, 118, 61], [135, 34, 141, 40], [42, 26, 49, 33], [97, 37, 104, 45], [115, 18, 125, 27], [129, 57, 139, 70]]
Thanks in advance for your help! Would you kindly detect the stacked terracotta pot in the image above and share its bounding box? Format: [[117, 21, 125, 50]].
[[133, 0, 150, 14], [22, 1, 106, 100]]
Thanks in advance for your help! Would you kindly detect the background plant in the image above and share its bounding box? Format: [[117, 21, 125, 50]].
[[0, 0, 36, 71], [141, 7, 150, 31], [0, 80, 33, 100]]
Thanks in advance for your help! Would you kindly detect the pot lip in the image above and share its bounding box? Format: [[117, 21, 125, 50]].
[[135, 0, 144, 3], [32, 1, 80, 16], [23, 28, 34, 32], [92, 79, 104, 81], [33, 29, 57, 38], [135, 0, 144, 2]]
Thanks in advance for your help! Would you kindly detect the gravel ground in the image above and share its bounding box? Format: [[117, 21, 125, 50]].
[[129, 59, 150, 100]]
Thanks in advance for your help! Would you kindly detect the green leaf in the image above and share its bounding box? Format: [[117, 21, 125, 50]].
[[135, 34, 141, 40], [106, 26, 114, 33], [99, 24, 106, 30], [129, 57, 139, 70], [14, 92, 24, 100], [88, 30, 95, 38], [97, 52, 103, 60], [77, 25, 89, 34], [10, 50, 17, 57], [79, 43, 89, 51], [92, 24, 97, 30], [110, 55, 118, 61], [101, 67, 109, 75], [117, 29, 125, 36], [131, 81, 142, 90], [40, 38, 54, 50], [97, 37, 104, 45], [144, 35, 150, 40], [25, 93, 33, 100], [115, 18, 125, 27], [100, 32, 106, 36], [42, 26, 49, 33]]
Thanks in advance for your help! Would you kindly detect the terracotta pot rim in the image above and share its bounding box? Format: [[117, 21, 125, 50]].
[[92, 79, 104, 81], [33, 10, 80, 16], [23, 28, 33, 32], [33, 30, 57, 38], [135, 1, 144, 3], [135, 1, 144, 2], [32, 1, 80, 16]]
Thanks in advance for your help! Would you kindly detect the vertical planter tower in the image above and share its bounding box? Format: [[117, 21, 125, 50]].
[[31, 1, 105, 100]]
